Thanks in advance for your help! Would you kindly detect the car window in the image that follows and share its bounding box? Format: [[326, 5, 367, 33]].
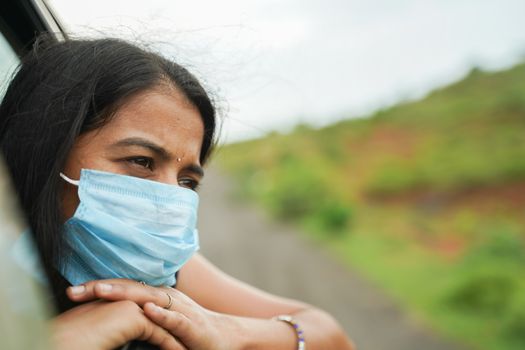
[[0, 24, 53, 350], [0, 31, 20, 99]]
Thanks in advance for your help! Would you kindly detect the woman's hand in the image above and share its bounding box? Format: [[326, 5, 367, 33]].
[[67, 279, 243, 350], [53, 298, 187, 350]]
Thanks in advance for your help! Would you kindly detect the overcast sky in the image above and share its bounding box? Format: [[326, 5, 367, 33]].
[[48, 0, 525, 143]]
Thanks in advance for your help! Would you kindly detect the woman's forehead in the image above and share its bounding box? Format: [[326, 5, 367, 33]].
[[114, 86, 201, 127], [74, 88, 204, 162]]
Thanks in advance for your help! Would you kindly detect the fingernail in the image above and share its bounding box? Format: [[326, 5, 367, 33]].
[[150, 303, 163, 313], [70, 285, 85, 295], [98, 283, 113, 293]]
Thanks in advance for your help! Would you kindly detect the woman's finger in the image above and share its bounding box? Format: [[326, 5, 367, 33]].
[[143, 302, 196, 348], [67, 279, 184, 312], [137, 312, 188, 350], [67, 278, 142, 301], [66, 279, 115, 301], [115, 300, 188, 350]]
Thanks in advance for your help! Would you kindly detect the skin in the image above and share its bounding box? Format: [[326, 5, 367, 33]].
[[56, 84, 355, 350]]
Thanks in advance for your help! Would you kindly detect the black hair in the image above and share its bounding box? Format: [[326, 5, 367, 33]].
[[0, 36, 217, 311]]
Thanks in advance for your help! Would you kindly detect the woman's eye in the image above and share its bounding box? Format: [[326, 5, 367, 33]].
[[127, 157, 154, 170], [179, 178, 199, 191]]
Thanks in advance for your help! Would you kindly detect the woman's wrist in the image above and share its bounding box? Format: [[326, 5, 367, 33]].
[[218, 312, 299, 350], [225, 308, 354, 350]]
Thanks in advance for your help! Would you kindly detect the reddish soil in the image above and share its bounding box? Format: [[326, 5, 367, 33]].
[[365, 181, 525, 260], [347, 126, 419, 159], [366, 181, 525, 214]]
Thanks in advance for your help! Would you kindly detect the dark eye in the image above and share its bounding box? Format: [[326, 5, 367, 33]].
[[127, 157, 154, 170], [178, 178, 200, 191]]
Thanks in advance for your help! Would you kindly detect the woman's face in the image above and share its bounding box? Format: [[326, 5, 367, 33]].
[[61, 85, 205, 220]]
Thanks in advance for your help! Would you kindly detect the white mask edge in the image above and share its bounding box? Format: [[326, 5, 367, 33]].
[[59, 172, 80, 186]]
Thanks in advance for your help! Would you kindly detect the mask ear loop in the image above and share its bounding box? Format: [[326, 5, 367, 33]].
[[60, 173, 80, 186]]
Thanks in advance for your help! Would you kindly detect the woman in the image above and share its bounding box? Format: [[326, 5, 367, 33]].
[[0, 36, 354, 350]]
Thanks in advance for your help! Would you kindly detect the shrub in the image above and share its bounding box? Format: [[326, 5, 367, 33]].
[[314, 201, 353, 233], [446, 273, 516, 314], [502, 305, 525, 344], [263, 164, 327, 221]]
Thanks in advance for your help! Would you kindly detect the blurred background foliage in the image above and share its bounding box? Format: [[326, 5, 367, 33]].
[[217, 63, 525, 350]]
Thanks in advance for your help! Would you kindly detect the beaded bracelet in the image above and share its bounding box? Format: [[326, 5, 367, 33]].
[[273, 315, 306, 350]]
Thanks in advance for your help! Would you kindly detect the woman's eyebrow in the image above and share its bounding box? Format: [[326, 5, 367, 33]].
[[111, 137, 171, 160], [184, 164, 205, 178], [111, 137, 205, 177]]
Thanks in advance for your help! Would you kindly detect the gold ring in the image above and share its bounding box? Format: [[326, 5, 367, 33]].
[[164, 292, 173, 310]]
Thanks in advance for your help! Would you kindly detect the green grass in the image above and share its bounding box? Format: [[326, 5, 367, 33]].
[[323, 215, 525, 350], [217, 63, 525, 350]]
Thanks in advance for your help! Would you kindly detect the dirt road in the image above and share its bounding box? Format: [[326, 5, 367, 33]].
[[198, 167, 466, 350]]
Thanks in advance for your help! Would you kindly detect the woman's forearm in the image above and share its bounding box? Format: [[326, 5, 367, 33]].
[[68, 279, 354, 350], [224, 307, 355, 350]]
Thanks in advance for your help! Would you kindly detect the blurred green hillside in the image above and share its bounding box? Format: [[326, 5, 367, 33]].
[[217, 64, 525, 350]]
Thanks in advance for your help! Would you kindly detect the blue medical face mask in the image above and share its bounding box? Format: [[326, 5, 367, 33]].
[[59, 169, 200, 287]]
